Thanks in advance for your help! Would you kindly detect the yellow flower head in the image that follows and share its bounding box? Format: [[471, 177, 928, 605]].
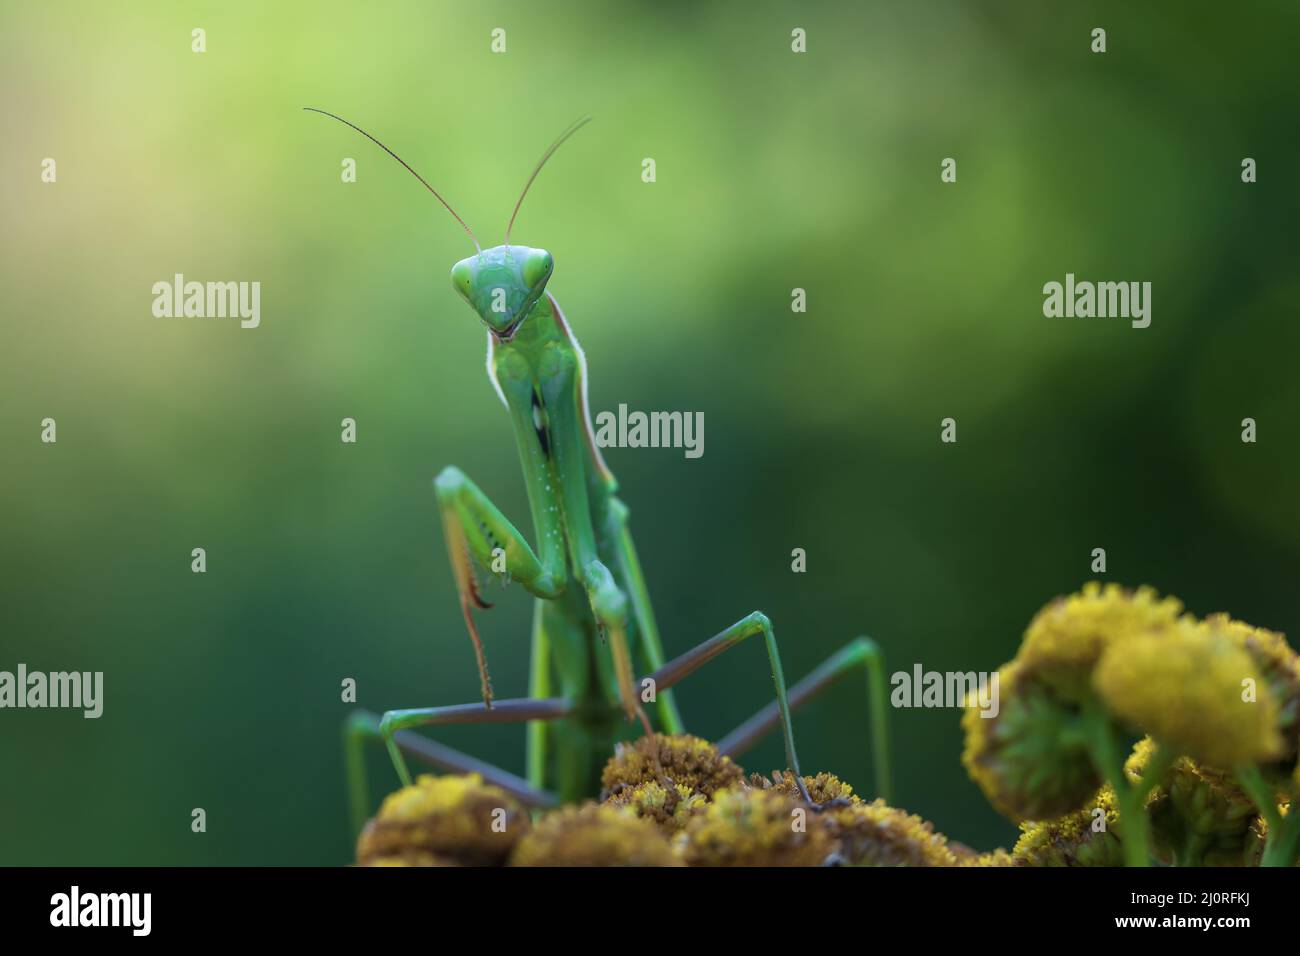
[[361, 852, 461, 867], [680, 788, 833, 867], [827, 798, 959, 867], [746, 770, 859, 805], [1018, 582, 1185, 699], [603, 779, 707, 837], [1202, 614, 1300, 761], [957, 847, 1015, 867], [1124, 737, 1262, 866], [1095, 620, 1282, 768], [962, 661, 1101, 821], [601, 733, 743, 799], [1012, 786, 1124, 867], [356, 773, 529, 867], [510, 803, 679, 867]]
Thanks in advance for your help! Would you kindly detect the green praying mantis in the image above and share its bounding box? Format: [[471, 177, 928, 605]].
[[307, 109, 892, 835]]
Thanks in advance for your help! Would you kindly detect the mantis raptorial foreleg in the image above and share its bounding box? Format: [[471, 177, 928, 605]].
[[433, 465, 566, 706], [345, 710, 559, 836], [715, 637, 892, 802]]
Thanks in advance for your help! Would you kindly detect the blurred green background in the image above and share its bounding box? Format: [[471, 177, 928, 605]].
[[2, 1, 1298, 864]]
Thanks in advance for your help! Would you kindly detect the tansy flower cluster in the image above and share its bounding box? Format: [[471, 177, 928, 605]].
[[354, 585, 1300, 866], [962, 583, 1300, 867], [356, 734, 957, 867]]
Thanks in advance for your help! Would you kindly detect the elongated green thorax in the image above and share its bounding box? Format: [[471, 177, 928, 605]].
[[486, 288, 648, 794]]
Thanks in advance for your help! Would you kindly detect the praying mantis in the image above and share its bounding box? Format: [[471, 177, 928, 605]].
[[307, 109, 892, 835]]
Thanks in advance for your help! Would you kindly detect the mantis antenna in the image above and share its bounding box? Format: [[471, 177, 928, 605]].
[[504, 116, 592, 246], [304, 107, 481, 252]]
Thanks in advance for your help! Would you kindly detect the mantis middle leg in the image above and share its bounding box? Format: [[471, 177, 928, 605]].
[[378, 696, 573, 790], [645, 616, 891, 804], [715, 636, 892, 801], [644, 611, 813, 800], [344, 709, 560, 837]]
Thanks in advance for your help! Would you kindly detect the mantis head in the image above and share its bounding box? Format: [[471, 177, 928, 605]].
[[303, 108, 590, 342], [451, 245, 554, 340]]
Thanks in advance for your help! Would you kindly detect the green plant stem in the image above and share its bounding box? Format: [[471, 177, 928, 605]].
[[1235, 765, 1282, 833], [1132, 744, 1175, 801], [1086, 714, 1152, 867], [1234, 765, 1300, 866], [1175, 834, 1206, 867], [1260, 816, 1300, 867], [1255, 776, 1300, 867]]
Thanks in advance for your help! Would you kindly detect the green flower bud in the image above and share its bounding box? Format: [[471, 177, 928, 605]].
[[962, 661, 1101, 821], [1125, 737, 1265, 866]]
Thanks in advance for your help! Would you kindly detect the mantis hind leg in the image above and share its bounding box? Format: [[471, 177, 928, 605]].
[[526, 600, 551, 790], [715, 637, 892, 802], [607, 497, 684, 735], [576, 555, 655, 739]]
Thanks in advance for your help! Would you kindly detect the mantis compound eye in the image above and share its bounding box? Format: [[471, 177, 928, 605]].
[[522, 248, 553, 290], [450, 259, 474, 300]]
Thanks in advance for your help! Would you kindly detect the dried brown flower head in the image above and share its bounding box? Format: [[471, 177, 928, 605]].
[[603, 779, 708, 836], [747, 770, 859, 805], [601, 733, 743, 799], [826, 799, 959, 867]]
